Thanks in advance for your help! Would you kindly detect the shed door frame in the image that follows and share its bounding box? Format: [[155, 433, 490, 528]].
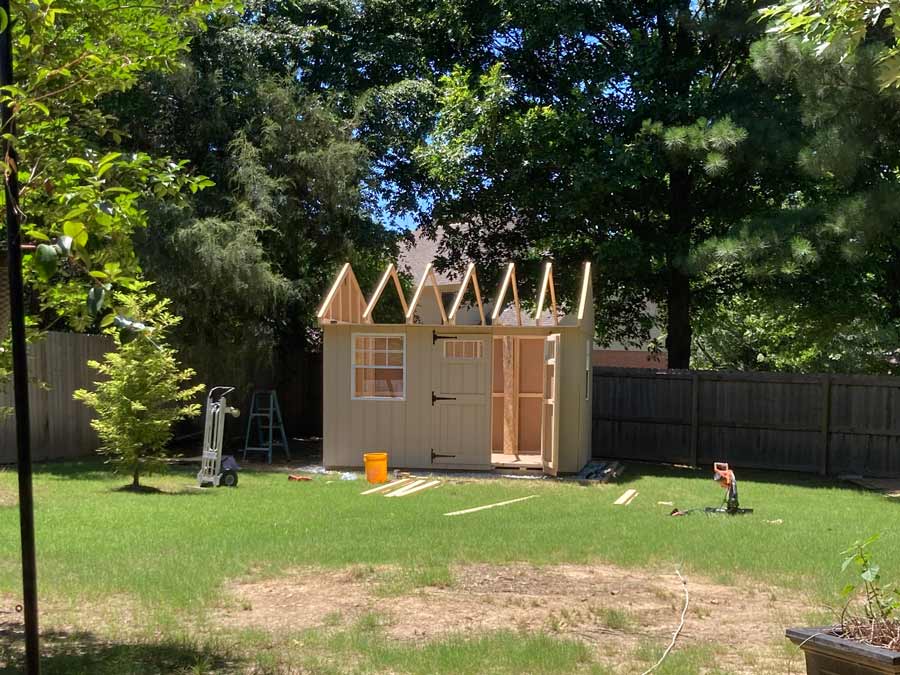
[[430, 332, 492, 466], [541, 333, 562, 476]]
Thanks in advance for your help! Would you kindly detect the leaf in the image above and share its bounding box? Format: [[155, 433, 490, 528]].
[[65, 158, 93, 170], [862, 565, 880, 583], [63, 221, 88, 248], [98, 152, 122, 166], [34, 244, 58, 281], [99, 313, 116, 328], [840, 583, 856, 597], [0, 8, 8, 35]]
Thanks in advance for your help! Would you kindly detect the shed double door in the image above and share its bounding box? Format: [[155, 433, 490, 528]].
[[430, 333, 491, 466]]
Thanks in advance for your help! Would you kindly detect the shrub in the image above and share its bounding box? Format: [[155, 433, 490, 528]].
[[74, 292, 203, 489]]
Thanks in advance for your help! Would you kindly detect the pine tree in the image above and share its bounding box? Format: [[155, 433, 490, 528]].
[[74, 292, 203, 489]]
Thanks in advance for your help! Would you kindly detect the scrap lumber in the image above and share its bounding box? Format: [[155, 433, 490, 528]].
[[386, 479, 440, 497], [443, 494, 538, 517], [383, 479, 426, 496], [360, 478, 411, 495], [614, 489, 638, 506]]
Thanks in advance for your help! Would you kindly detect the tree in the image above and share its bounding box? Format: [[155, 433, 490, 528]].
[[0, 1, 225, 330], [102, 4, 430, 392], [693, 292, 898, 373], [74, 290, 203, 489], [760, 1, 900, 88], [688, 31, 900, 373], [414, 0, 804, 367]]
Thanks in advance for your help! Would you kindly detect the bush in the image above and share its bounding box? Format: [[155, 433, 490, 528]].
[[74, 292, 203, 488]]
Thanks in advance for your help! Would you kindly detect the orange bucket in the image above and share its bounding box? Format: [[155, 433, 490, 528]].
[[363, 452, 388, 484]]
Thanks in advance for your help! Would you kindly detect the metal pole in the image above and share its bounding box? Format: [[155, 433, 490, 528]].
[[0, 1, 41, 671]]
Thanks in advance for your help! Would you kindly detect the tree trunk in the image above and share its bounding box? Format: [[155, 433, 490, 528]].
[[666, 166, 693, 369], [666, 268, 692, 368], [132, 467, 140, 489]]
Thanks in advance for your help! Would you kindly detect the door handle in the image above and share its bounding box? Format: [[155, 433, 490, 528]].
[[432, 391, 457, 405]]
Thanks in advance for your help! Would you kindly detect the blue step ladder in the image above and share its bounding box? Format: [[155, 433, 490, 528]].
[[242, 390, 290, 464]]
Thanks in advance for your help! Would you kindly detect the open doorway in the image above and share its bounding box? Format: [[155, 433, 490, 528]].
[[490, 336, 545, 469]]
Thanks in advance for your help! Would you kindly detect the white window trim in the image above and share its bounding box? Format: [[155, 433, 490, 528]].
[[350, 332, 407, 401]]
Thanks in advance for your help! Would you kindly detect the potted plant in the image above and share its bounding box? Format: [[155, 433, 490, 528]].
[[787, 534, 900, 674]]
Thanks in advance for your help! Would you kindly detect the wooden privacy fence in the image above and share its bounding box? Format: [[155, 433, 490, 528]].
[[592, 367, 900, 477], [0, 331, 112, 463]]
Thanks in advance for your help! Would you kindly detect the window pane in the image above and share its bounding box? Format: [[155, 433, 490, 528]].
[[373, 368, 404, 397], [353, 335, 405, 398], [445, 340, 483, 360]]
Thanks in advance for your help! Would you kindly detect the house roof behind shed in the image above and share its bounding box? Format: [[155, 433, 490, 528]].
[[399, 227, 457, 286]]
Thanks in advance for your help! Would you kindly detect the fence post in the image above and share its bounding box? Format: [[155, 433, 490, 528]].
[[820, 375, 832, 476], [690, 372, 700, 467]]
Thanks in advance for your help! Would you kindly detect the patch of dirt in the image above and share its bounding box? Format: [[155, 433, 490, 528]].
[[215, 563, 811, 673], [0, 485, 17, 508]]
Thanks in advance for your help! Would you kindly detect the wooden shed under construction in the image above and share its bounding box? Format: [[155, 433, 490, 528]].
[[317, 260, 594, 475]]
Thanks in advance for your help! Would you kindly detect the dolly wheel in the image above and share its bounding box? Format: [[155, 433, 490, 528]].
[[220, 470, 238, 488]]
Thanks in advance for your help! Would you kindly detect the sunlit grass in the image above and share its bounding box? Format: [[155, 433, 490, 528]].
[[0, 459, 897, 612]]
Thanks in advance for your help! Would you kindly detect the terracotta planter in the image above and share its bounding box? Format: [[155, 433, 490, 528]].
[[787, 627, 900, 675]]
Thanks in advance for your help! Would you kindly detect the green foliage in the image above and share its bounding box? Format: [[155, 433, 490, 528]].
[[841, 534, 900, 621], [0, 0, 227, 331], [760, 1, 900, 88], [73, 291, 203, 488], [106, 7, 405, 392], [413, 1, 803, 366], [692, 293, 898, 373]]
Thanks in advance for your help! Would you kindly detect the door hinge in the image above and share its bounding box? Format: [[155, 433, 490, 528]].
[[432, 391, 457, 405], [431, 449, 457, 462], [433, 331, 458, 345]]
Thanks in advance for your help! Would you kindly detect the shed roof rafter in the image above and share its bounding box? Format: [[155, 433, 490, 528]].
[[317, 262, 368, 325], [491, 262, 522, 327], [319, 258, 592, 328], [363, 263, 409, 322], [448, 263, 486, 326], [405, 263, 448, 325], [534, 262, 559, 326]]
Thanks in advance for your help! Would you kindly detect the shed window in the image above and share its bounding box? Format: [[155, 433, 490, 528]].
[[444, 339, 483, 360], [352, 335, 405, 399]]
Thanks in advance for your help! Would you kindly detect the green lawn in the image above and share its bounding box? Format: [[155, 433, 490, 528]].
[[0, 460, 897, 673]]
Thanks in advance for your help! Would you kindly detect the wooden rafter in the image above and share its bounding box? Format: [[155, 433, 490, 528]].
[[363, 263, 409, 323], [317, 262, 367, 324], [577, 261, 592, 324], [448, 263, 486, 325], [491, 262, 522, 326], [405, 263, 448, 325], [534, 262, 559, 326]]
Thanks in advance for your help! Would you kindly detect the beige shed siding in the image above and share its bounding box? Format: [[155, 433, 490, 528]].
[[325, 325, 594, 473]]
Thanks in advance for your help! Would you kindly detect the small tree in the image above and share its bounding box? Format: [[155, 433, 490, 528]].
[[75, 291, 203, 489]]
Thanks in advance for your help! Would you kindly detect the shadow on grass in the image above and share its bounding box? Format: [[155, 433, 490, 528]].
[[598, 458, 860, 492], [0, 623, 237, 674]]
